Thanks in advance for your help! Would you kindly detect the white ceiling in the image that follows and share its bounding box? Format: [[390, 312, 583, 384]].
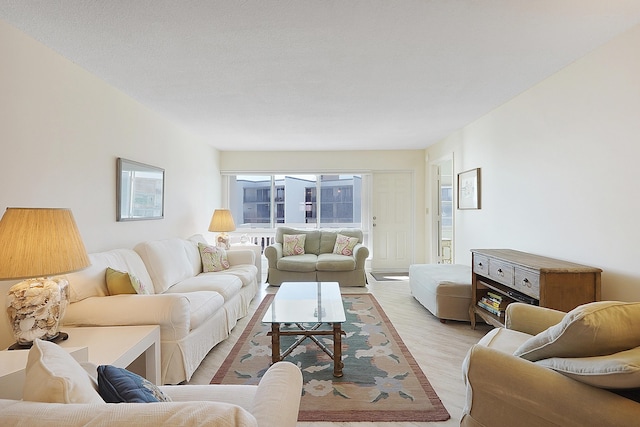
[[2, 1, 640, 151]]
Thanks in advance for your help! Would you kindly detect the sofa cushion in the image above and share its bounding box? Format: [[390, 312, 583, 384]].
[[277, 254, 318, 272], [216, 265, 258, 287], [276, 227, 321, 255], [97, 365, 171, 403], [67, 249, 154, 302], [198, 243, 230, 272], [316, 253, 356, 271], [135, 239, 195, 294], [105, 267, 151, 295], [166, 274, 241, 302], [514, 301, 640, 362], [536, 346, 640, 389], [283, 234, 306, 256], [333, 234, 359, 256], [23, 339, 104, 404]]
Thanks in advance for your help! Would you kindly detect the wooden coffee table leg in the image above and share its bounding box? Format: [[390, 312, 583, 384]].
[[332, 322, 343, 377], [271, 323, 281, 364]]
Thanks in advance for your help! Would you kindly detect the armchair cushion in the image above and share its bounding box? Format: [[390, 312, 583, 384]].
[[514, 301, 640, 361], [536, 346, 640, 389]]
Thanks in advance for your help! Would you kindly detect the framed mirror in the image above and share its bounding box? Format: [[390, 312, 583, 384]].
[[116, 158, 164, 221]]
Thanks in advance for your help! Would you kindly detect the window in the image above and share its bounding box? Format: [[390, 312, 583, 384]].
[[226, 174, 364, 229]]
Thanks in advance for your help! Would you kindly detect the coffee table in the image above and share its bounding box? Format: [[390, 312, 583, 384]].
[[262, 281, 346, 377]]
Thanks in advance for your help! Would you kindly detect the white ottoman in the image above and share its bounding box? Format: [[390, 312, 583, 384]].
[[409, 264, 472, 322]]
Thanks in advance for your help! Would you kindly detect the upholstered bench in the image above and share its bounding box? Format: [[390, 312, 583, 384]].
[[409, 264, 472, 323]]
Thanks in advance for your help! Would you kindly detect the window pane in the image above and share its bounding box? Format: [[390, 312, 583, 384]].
[[319, 175, 362, 227], [230, 175, 272, 228]]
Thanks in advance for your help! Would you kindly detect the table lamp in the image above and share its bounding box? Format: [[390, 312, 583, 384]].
[[0, 208, 90, 349], [208, 209, 236, 249]]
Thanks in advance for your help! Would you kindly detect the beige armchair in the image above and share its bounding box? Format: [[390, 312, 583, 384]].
[[462, 302, 640, 427]]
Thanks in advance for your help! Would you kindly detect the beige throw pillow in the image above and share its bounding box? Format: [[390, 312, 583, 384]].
[[333, 233, 359, 256], [23, 339, 104, 404], [514, 301, 640, 362], [283, 234, 306, 256], [198, 242, 230, 272], [536, 346, 640, 389]]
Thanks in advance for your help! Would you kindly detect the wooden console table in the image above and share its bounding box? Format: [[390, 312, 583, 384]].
[[470, 249, 601, 329]]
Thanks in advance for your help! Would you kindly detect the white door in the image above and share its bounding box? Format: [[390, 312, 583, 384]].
[[371, 172, 413, 271]]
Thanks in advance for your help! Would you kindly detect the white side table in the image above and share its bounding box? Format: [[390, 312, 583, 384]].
[[60, 325, 161, 385], [0, 324, 161, 399], [229, 242, 262, 282]]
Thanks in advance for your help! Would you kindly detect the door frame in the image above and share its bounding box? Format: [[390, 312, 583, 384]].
[[429, 154, 454, 264]]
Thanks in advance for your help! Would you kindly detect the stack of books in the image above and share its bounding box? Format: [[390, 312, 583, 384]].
[[477, 291, 508, 317]]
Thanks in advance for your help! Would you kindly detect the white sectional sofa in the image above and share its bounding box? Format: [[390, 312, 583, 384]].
[[62, 234, 259, 384]]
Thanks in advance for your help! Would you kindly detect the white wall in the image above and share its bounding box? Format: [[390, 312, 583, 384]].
[[0, 19, 221, 347], [427, 24, 640, 301]]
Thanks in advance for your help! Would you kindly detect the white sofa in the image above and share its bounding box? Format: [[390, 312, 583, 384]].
[[62, 234, 259, 384], [0, 339, 302, 427]]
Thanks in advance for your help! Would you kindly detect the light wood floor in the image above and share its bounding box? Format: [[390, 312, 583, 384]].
[[187, 272, 492, 427]]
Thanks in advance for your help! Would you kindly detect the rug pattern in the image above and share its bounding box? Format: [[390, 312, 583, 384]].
[[211, 293, 450, 422]]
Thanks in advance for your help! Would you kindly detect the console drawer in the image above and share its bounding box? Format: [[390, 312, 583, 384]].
[[514, 267, 540, 299], [488, 260, 514, 286], [473, 254, 489, 275]]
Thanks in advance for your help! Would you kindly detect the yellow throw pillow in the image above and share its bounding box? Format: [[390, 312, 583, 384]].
[[105, 267, 150, 295]]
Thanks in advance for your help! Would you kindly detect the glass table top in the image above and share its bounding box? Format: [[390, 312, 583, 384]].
[[262, 281, 346, 324]]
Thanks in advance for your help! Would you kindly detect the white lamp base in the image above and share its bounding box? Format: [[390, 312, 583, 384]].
[[216, 232, 231, 250]]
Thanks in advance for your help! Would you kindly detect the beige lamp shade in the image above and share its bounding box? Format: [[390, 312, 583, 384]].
[[208, 209, 236, 232], [0, 207, 90, 280]]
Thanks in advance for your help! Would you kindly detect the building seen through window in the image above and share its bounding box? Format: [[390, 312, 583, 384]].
[[227, 174, 362, 229]]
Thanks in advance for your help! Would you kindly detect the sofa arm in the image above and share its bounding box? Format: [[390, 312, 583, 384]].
[[251, 361, 302, 427], [0, 400, 257, 426], [160, 362, 302, 427], [226, 249, 255, 266], [63, 294, 190, 341], [505, 303, 566, 335], [352, 244, 369, 268], [462, 345, 640, 427], [264, 243, 283, 268]]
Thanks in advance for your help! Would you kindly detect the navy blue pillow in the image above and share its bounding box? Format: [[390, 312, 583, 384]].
[[97, 365, 171, 403]]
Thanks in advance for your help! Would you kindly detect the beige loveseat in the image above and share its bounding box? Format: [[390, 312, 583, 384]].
[[0, 339, 302, 427], [462, 302, 640, 427], [63, 234, 259, 384], [264, 227, 369, 287]]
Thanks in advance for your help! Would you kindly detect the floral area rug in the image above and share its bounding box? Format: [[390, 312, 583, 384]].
[[211, 293, 450, 422]]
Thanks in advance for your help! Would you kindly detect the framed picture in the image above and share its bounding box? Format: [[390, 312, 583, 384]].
[[457, 168, 481, 210], [116, 158, 165, 221]]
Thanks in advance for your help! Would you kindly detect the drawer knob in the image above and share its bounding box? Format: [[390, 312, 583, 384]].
[[497, 268, 504, 276], [523, 278, 531, 288]]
